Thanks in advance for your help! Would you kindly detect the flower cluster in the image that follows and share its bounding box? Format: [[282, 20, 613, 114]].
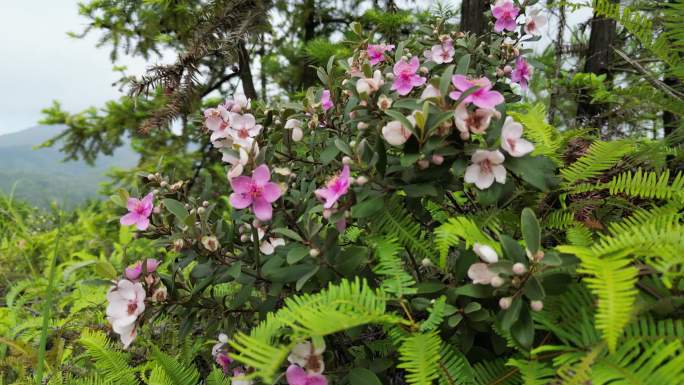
[[286, 341, 328, 385]]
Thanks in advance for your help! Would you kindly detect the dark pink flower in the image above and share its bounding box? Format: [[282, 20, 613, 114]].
[[491, 0, 520, 33], [215, 353, 232, 374], [367, 43, 395, 65], [120, 193, 154, 230], [449, 75, 504, 109], [391, 57, 426, 96], [321, 90, 333, 111], [511, 57, 532, 90], [229, 165, 282, 221], [286, 365, 327, 385], [314, 165, 350, 209], [124, 258, 161, 281]]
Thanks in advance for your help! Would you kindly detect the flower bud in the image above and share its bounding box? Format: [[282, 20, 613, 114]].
[[309, 248, 320, 257], [160, 181, 168, 188], [420, 66, 429, 74], [357, 122, 368, 130], [173, 238, 185, 252], [377, 95, 393, 110], [499, 297, 512, 310], [184, 203, 191, 210], [530, 300, 544, 312], [153, 206, 161, 214], [202, 200, 210, 207], [342, 79, 349, 86], [292, 127, 304, 142], [201, 235, 219, 252], [147, 173, 156, 181], [385, 73, 395, 80], [197, 207, 206, 215], [359, 100, 367, 107], [421, 258, 433, 267], [496, 68, 505, 77], [431, 154, 444, 165], [417, 159, 430, 169], [240, 234, 250, 242], [355, 176, 368, 186], [512, 263, 527, 275], [152, 285, 168, 302], [503, 65, 513, 75], [342, 156, 352, 165], [490, 275, 504, 288], [460, 131, 470, 140], [349, 140, 357, 147]]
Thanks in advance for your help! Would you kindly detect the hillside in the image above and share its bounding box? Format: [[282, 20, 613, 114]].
[[0, 125, 137, 208]]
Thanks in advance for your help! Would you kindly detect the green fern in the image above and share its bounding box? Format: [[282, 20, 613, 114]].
[[506, 359, 555, 385], [419, 296, 446, 332], [472, 358, 521, 385], [438, 343, 474, 385], [604, 168, 684, 201], [150, 347, 200, 385], [397, 332, 442, 385], [435, 216, 500, 269], [78, 330, 139, 385], [508, 103, 562, 164], [560, 139, 634, 185], [591, 339, 684, 384], [371, 236, 417, 298], [566, 224, 593, 247], [205, 368, 232, 385]]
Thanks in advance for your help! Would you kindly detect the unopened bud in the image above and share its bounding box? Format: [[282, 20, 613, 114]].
[[349, 140, 357, 147], [152, 285, 168, 302], [292, 127, 304, 142], [503, 65, 513, 75], [530, 300, 544, 312], [197, 207, 206, 215], [421, 258, 433, 267], [417, 159, 430, 169], [309, 248, 320, 257], [496, 68, 505, 77], [173, 238, 185, 252], [420, 66, 429, 74], [240, 234, 250, 242], [342, 156, 352, 165], [490, 276, 504, 288], [357, 122, 368, 130], [160, 181, 168, 188], [431, 154, 444, 165], [355, 176, 368, 186], [512, 263, 527, 275], [147, 173, 156, 181], [202, 200, 210, 207], [201, 235, 219, 252], [460, 131, 470, 140], [499, 297, 512, 310]]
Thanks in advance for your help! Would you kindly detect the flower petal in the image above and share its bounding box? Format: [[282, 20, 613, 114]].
[[230, 193, 253, 209], [252, 197, 273, 221], [230, 176, 253, 194], [286, 365, 308, 385], [492, 165, 507, 184], [120, 212, 142, 226], [261, 182, 282, 202], [252, 164, 271, 185]]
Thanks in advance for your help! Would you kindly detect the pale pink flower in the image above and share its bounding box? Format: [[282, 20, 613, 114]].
[[454, 104, 500, 137], [464, 150, 506, 189], [449, 75, 504, 109], [511, 57, 532, 91], [314, 165, 350, 209], [204, 107, 227, 134], [106, 279, 146, 349], [120, 193, 154, 230], [229, 113, 262, 147], [321, 90, 333, 111], [468, 263, 498, 285], [473, 243, 498, 263], [491, 0, 520, 33], [251, 226, 286, 255], [367, 43, 395, 65], [124, 258, 160, 281], [391, 57, 426, 96], [346, 57, 363, 78], [288, 341, 326, 374], [420, 84, 441, 100], [286, 365, 327, 385], [229, 165, 282, 221], [286, 119, 304, 142], [356, 70, 384, 95], [427, 38, 455, 64], [501, 117, 534, 157], [524, 9, 547, 36], [222, 144, 252, 179], [381, 115, 415, 146], [223, 95, 251, 113]]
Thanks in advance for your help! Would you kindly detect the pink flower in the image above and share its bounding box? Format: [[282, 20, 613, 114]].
[[229, 165, 282, 221], [454, 104, 500, 138], [420, 84, 441, 100], [449, 75, 504, 109], [491, 0, 520, 33], [321, 90, 333, 111], [356, 70, 384, 95], [120, 193, 154, 230], [229, 113, 262, 147], [426, 38, 455, 64], [286, 365, 328, 385], [511, 57, 532, 90], [501, 117, 534, 157], [367, 43, 395, 65], [223, 95, 251, 113], [524, 9, 547, 36], [468, 263, 498, 285], [382, 115, 415, 146], [464, 150, 506, 189], [314, 165, 350, 209], [106, 279, 146, 349], [124, 258, 161, 281], [391, 57, 426, 96]]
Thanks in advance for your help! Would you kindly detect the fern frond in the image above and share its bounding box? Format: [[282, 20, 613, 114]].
[[205, 368, 232, 385], [435, 216, 500, 269], [566, 224, 593, 247], [472, 358, 521, 385], [371, 195, 436, 265], [604, 168, 684, 201], [438, 343, 474, 385], [151, 347, 200, 385], [624, 317, 684, 343], [78, 330, 139, 385], [506, 359, 555, 385], [371, 236, 417, 298], [420, 296, 446, 332], [397, 332, 442, 385], [591, 340, 684, 384], [544, 210, 575, 230], [560, 139, 634, 185], [508, 103, 562, 163]]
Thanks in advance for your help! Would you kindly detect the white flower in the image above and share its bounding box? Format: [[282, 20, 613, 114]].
[[464, 150, 507, 189], [420, 84, 441, 100], [382, 115, 415, 146], [524, 9, 547, 36], [467, 263, 497, 285], [377, 94, 393, 110], [106, 279, 146, 349], [291, 127, 304, 142], [212, 333, 229, 357], [285, 118, 302, 130], [224, 94, 251, 113], [288, 340, 326, 374], [454, 104, 500, 137], [428, 38, 455, 64], [356, 70, 384, 95], [473, 243, 499, 263], [229, 113, 262, 147], [500, 117, 534, 157], [253, 227, 286, 255]]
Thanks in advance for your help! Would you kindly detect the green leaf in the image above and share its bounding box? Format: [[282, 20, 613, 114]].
[[163, 198, 189, 222], [320, 144, 340, 165], [511, 307, 534, 348], [351, 196, 384, 218], [348, 368, 383, 385], [296, 265, 320, 291], [287, 245, 310, 264], [439, 64, 455, 97], [521, 208, 540, 255], [335, 138, 353, 156], [501, 297, 522, 330], [94, 260, 118, 280], [456, 54, 471, 74], [272, 228, 305, 243], [505, 155, 558, 192], [404, 183, 438, 197], [500, 235, 526, 263], [523, 276, 545, 301]]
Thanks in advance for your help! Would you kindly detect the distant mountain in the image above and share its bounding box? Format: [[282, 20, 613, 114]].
[[0, 125, 138, 208]]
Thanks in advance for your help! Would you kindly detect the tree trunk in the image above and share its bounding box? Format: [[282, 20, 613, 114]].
[[460, 0, 489, 36], [663, 76, 681, 137], [300, 0, 318, 90], [238, 40, 258, 100], [576, 0, 619, 128]]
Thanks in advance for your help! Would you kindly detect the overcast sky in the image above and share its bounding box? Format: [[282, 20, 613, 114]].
[[0, 1, 589, 136]]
